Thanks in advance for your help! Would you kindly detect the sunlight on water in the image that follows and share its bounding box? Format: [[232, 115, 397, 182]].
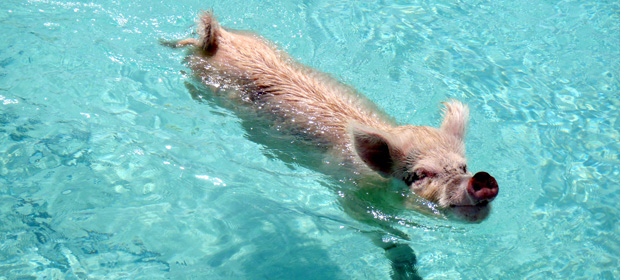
[[0, 0, 618, 279]]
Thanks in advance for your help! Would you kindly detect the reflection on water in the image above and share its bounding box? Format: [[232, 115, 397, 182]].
[[0, 0, 618, 279]]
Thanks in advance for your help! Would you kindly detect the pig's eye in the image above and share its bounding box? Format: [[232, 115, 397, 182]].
[[404, 170, 433, 185], [403, 173, 421, 185], [461, 165, 467, 173]]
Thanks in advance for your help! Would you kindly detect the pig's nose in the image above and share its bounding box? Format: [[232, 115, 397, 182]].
[[467, 172, 498, 202]]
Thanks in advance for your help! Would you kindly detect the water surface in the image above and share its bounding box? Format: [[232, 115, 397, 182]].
[[0, 0, 618, 279]]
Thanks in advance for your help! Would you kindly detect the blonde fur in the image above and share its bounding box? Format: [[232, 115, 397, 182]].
[[166, 12, 497, 222]]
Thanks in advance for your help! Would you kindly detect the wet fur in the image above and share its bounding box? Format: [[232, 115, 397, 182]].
[[166, 11, 497, 222]]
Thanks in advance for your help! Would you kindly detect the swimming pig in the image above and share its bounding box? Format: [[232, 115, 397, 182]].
[[166, 11, 498, 222]]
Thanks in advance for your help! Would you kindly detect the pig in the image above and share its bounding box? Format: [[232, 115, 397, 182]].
[[165, 11, 498, 222]]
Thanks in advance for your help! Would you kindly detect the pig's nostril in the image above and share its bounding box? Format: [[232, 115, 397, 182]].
[[468, 172, 498, 201]]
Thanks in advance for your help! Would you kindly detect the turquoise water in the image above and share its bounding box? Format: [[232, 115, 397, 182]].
[[1, 0, 618, 279]]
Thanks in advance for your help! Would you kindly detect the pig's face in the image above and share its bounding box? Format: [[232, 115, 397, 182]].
[[405, 149, 498, 222], [351, 100, 498, 222]]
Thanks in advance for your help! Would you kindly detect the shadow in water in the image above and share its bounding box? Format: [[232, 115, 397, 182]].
[[185, 81, 423, 279]]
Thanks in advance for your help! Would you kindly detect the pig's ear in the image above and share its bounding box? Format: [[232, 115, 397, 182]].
[[351, 124, 403, 177], [440, 100, 469, 140]]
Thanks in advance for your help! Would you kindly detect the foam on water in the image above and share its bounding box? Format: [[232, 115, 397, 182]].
[[0, 0, 618, 279]]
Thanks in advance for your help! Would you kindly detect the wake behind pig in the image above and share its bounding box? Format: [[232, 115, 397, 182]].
[[164, 11, 498, 222]]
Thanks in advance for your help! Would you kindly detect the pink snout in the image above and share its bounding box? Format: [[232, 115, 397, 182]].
[[467, 172, 498, 202]]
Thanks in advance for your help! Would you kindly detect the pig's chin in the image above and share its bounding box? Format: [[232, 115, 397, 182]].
[[447, 201, 491, 223]]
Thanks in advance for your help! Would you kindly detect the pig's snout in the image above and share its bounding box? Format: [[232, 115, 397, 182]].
[[467, 172, 498, 202]]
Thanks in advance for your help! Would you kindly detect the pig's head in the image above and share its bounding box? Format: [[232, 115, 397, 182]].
[[351, 100, 498, 222]]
